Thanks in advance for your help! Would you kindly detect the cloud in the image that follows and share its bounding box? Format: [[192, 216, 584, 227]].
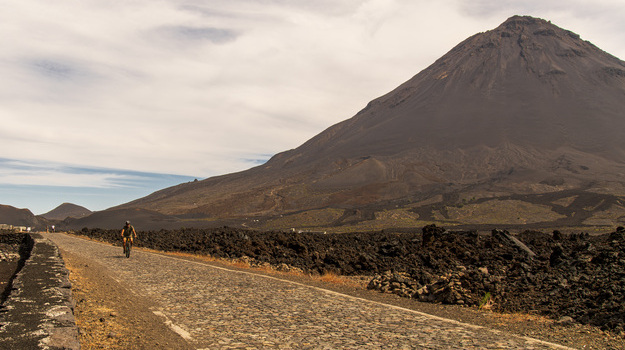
[[461, 0, 625, 17], [0, 158, 192, 189], [0, 158, 197, 214], [155, 26, 239, 44], [29, 59, 78, 80]]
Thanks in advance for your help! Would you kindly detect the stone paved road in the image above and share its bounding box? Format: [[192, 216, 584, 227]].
[[45, 233, 576, 350]]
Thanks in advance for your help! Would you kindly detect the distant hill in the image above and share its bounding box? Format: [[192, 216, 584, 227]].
[[91, 16, 625, 231], [59, 207, 236, 230], [0, 204, 42, 228], [41, 203, 92, 221]]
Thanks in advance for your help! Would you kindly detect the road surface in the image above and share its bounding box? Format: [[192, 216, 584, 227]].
[[45, 232, 575, 350]]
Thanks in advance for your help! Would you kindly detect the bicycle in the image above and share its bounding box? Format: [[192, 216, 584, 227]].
[[123, 238, 132, 258]]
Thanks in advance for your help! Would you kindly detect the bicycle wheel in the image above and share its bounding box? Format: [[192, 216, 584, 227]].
[[125, 241, 131, 258]]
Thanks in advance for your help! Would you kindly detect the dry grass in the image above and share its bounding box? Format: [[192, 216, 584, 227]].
[[312, 271, 370, 288], [485, 310, 554, 328], [261, 208, 345, 231], [583, 204, 625, 226], [229, 260, 252, 269], [65, 257, 135, 349], [445, 199, 566, 224], [551, 195, 579, 207], [328, 208, 435, 233], [316, 271, 346, 284], [145, 248, 368, 289], [63, 247, 196, 349]]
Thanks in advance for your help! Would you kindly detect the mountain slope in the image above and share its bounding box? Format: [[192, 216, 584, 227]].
[[112, 16, 625, 229], [0, 204, 42, 228]]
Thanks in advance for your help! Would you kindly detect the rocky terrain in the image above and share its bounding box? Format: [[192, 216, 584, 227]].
[[0, 232, 80, 349], [71, 225, 625, 334], [0, 230, 28, 303]]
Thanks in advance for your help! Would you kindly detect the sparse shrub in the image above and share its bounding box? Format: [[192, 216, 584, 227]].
[[479, 292, 492, 310]]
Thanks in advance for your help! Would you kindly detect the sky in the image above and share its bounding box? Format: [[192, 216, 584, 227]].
[[2, 0, 625, 215]]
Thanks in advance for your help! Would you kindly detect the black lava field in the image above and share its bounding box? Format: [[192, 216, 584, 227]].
[[72, 225, 625, 333]]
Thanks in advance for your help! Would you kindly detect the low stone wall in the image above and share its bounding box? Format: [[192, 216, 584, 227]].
[[0, 233, 80, 349]]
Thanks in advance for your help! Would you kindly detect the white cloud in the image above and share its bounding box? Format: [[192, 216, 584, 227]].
[[0, 158, 196, 214], [0, 159, 150, 188], [0, 168, 130, 188]]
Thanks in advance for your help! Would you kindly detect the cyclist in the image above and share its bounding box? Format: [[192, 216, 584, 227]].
[[121, 220, 137, 254]]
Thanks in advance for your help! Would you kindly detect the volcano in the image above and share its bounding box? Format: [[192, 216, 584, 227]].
[[90, 16, 625, 230], [41, 203, 92, 221]]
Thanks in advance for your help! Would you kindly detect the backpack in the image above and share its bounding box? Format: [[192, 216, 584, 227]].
[[122, 225, 134, 237]]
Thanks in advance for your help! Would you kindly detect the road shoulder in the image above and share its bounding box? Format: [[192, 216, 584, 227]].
[[61, 248, 195, 350]]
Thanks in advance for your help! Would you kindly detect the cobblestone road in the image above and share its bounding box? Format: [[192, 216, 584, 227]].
[[45, 233, 575, 350]]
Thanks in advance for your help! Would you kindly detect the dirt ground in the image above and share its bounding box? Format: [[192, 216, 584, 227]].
[[60, 240, 625, 350], [0, 261, 18, 302]]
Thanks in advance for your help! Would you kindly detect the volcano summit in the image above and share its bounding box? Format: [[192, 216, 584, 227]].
[[83, 16, 625, 230]]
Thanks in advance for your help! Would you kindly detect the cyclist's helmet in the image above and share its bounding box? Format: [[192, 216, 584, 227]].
[[125, 220, 130, 225]]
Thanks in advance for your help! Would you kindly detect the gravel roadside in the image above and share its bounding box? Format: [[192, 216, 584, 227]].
[[62, 248, 195, 349]]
